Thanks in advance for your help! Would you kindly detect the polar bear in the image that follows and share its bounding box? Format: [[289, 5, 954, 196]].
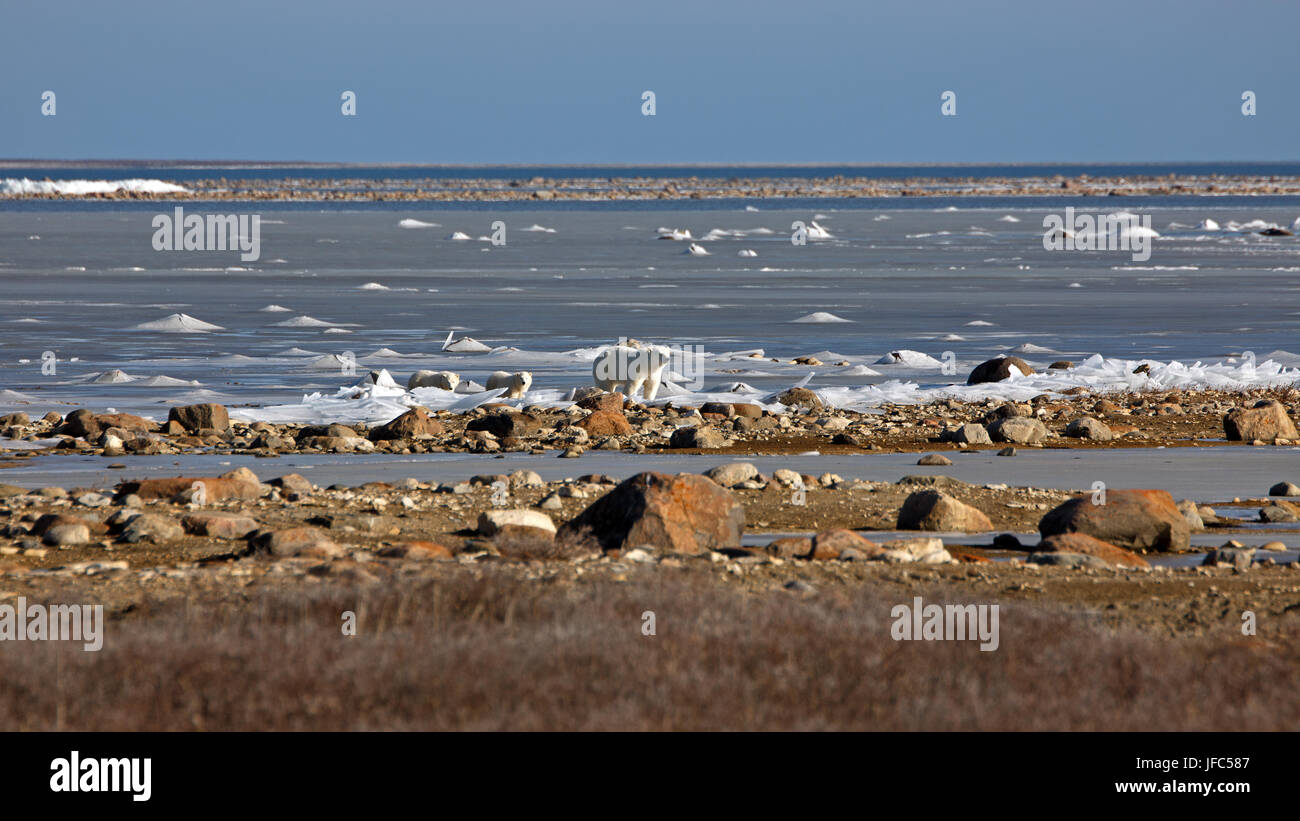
[[407, 370, 460, 391], [592, 344, 671, 400], [485, 370, 533, 399]]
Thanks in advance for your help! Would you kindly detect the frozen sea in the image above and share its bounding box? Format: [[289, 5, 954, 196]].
[[2, 197, 1300, 421]]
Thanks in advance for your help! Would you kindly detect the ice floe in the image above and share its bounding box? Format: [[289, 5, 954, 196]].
[[1, 178, 188, 196]]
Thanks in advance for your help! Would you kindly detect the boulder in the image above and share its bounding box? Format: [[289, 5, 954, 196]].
[[269, 473, 315, 495], [699, 402, 736, 417], [1036, 533, 1150, 568], [117, 468, 262, 503], [59, 410, 156, 439], [940, 423, 992, 445], [369, 406, 444, 440], [121, 514, 184, 544], [897, 490, 993, 532], [465, 411, 540, 439], [764, 536, 813, 559], [576, 410, 633, 437], [377, 541, 453, 560], [182, 512, 260, 540], [1224, 399, 1298, 443], [1268, 481, 1300, 497], [32, 513, 105, 538], [167, 403, 230, 434], [809, 529, 881, 560], [917, 454, 953, 466], [1064, 416, 1113, 441], [876, 537, 952, 564], [1202, 546, 1255, 571], [704, 462, 760, 487], [477, 509, 557, 541], [1176, 500, 1205, 531], [773, 387, 823, 410], [251, 527, 344, 558], [670, 425, 727, 449], [966, 356, 1034, 385], [1259, 501, 1300, 523], [988, 416, 1048, 445], [1029, 552, 1111, 569], [1038, 489, 1189, 552], [982, 403, 1032, 424], [43, 522, 91, 547], [558, 472, 744, 554], [575, 392, 625, 413]]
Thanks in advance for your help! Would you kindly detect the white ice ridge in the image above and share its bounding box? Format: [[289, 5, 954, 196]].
[[1, 178, 188, 196], [234, 354, 1300, 425], [791, 311, 852, 323], [132, 313, 225, 332]]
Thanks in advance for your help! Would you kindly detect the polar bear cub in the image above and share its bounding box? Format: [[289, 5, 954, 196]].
[[592, 344, 671, 400], [407, 370, 460, 391], [485, 370, 533, 399]]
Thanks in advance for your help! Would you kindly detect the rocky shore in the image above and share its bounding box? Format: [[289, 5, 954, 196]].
[[2, 385, 1299, 636], [4, 385, 1298, 461]]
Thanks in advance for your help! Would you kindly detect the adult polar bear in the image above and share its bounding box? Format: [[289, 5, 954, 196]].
[[592, 342, 671, 400]]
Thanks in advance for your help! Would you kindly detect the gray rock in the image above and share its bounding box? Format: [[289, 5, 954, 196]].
[[1028, 551, 1110, 569], [1176, 500, 1205, 531], [670, 425, 727, 449], [940, 422, 992, 445], [43, 522, 91, 547], [916, 454, 953, 466], [1064, 416, 1113, 441], [989, 416, 1048, 445], [705, 461, 760, 487], [1259, 503, 1300, 523], [1201, 547, 1254, 571], [121, 513, 184, 544]]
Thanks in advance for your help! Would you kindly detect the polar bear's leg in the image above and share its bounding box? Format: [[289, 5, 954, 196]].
[[642, 351, 670, 400], [642, 373, 661, 400]]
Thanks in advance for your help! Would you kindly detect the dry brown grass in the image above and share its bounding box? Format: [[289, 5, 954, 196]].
[[2, 573, 1297, 731]]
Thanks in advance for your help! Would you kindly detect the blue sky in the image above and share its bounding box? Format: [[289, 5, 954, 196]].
[[3, 0, 1296, 164]]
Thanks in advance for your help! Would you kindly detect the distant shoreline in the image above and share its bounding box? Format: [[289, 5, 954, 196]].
[[4, 171, 1300, 201]]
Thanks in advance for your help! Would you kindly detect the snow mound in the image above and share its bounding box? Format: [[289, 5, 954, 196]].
[[273, 315, 336, 328], [875, 350, 944, 367], [791, 311, 852, 323], [133, 313, 225, 332]]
